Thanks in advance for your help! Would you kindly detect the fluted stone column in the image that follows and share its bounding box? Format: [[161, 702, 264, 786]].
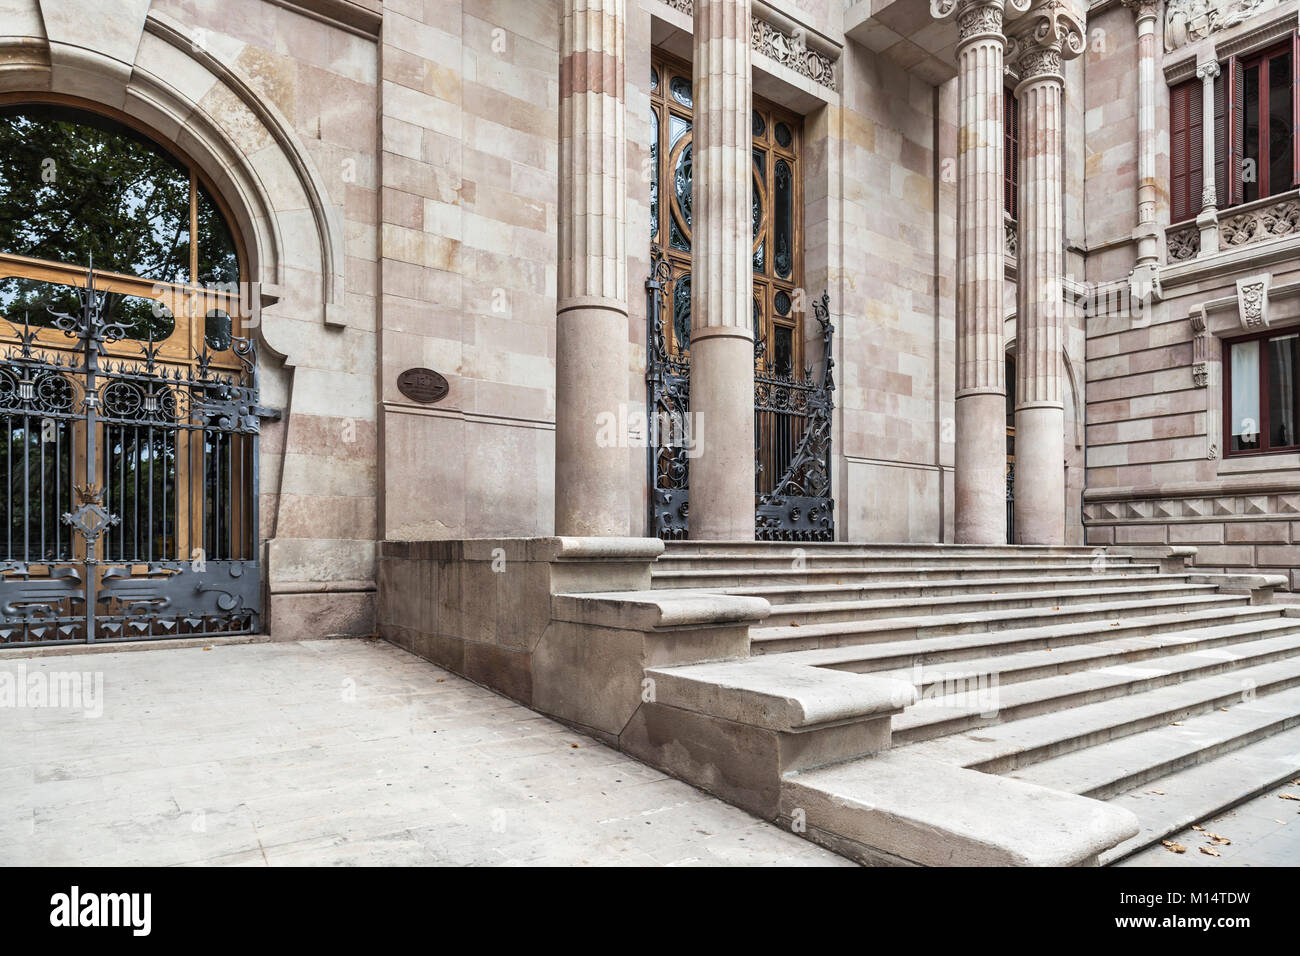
[[1124, 0, 1161, 281], [1009, 4, 1084, 544], [934, 0, 1011, 543], [689, 0, 754, 540], [1197, 60, 1221, 256], [556, 0, 627, 536]]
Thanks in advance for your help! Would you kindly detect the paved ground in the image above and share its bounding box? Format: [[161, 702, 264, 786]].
[[0, 639, 848, 866], [1119, 779, 1300, 867]]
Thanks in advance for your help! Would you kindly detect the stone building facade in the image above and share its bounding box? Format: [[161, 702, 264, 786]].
[[1, 0, 1298, 646]]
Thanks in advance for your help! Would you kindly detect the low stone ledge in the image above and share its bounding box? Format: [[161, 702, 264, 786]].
[[551, 590, 770, 631], [1187, 572, 1287, 604], [644, 659, 915, 732], [781, 751, 1141, 867], [1105, 544, 1196, 573]]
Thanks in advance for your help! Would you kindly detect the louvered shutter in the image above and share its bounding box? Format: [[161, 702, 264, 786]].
[[1228, 55, 1246, 206], [1170, 80, 1202, 222]]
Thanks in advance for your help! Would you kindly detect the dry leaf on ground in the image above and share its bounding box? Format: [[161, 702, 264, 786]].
[[1199, 846, 1220, 857], [1162, 840, 1186, 854]]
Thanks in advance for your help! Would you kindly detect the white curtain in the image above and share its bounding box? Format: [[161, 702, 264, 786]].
[[1231, 341, 1260, 440]]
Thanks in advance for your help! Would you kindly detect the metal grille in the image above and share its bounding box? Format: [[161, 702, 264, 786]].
[[646, 248, 835, 541], [0, 271, 273, 646]]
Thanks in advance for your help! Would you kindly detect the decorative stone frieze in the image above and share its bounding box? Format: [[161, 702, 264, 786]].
[[751, 15, 837, 90], [659, 0, 839, 91], [1164, 0, 1285, 51], [1219, 197, 1300, 247]]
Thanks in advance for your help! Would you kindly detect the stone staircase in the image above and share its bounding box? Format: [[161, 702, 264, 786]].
[[645, 542, 1300, 865]]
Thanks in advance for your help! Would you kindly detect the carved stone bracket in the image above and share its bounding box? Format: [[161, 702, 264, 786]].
[[1189, 304, 1210, 388], [1236, 273, 1271, 330]]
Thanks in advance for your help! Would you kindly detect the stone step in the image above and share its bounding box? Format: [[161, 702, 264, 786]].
[[763, 606, 1285, 671], [663, 541, 1104, 557], [1006, 685, 1300, 803], [874, 615, 1300, 692], [651, 559, 1146, 584], [900, 656, 1300, 774], [748, 593, 1257, 654], [654, 552, 1141, 572], [672, 570, 1173, 605], [779, 750, 1139, 866], [891, 631, 1300, 744], [758, 582, 1220, 628], [1101, 728, 1300, 864]]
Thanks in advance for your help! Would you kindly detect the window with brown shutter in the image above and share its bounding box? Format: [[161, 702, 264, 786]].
[[1004, 86, 1017, 218], [1213, 37, 1297, 209], [1170, 79, 1202, 222]]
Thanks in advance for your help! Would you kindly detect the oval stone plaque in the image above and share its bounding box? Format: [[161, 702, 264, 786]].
[[397, 367, 449, 404]]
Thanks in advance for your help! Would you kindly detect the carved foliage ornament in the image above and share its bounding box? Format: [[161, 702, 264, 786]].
[[1007, 0, 1087, 76]]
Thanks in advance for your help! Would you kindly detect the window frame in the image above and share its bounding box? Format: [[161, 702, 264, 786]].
[[1208, 34, 1300, 212], [1222, 325, 1300, 457], [1003, 85, 1017, 219]]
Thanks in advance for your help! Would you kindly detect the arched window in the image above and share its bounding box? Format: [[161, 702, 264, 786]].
[[0, 100, 261, 646], [0, 101, 242, 337]]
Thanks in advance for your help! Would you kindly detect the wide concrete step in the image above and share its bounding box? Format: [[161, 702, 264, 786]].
[[1103, 728, 1300, 864], [768, 606, 1285, 671], [892, 631, 1300, 744], [748, 593, 1257, 654], [1006, 685, 1300, 801], [900, 656, 1300, 774], [757, 583, 1219, 628], [874, 615, 1300, 692], [673, 570, 1172, 606], [652, 560, 1147, 587]]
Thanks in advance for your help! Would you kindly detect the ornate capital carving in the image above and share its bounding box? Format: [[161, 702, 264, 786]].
[[1007, 0, 1086, 76], [1196, 60, 1220, 81], [1236, 274, 1271, 330], [932, 0, 1011, 44], [1121, 0, 1162, 22]]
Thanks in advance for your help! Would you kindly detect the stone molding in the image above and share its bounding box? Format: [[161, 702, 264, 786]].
[[1084, 489, 1300, 523]]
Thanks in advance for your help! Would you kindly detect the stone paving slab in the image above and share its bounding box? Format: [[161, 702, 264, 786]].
[[0, 639, 849, 867], [1118, 778, 1300, 867]]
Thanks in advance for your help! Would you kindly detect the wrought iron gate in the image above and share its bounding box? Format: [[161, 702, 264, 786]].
[[0, 271, 273, 646], [646, 248, 835, 540]]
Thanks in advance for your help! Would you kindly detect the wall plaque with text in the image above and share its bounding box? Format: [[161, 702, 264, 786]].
[[397, 367, 449, 404]]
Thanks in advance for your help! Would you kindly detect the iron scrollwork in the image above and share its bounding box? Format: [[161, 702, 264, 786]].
[[645, 247, 835, 541]]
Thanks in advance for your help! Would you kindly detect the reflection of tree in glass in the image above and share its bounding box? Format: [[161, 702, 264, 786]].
[[0, 105, 191, 283], [0, 277, 174, 341]]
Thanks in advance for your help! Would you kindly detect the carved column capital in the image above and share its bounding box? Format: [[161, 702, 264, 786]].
[[1196, 59, 1220, 81], [1006, 1, 1086, 79], [1121, 0, 1162, 23], [931, 0, 1021, 46]]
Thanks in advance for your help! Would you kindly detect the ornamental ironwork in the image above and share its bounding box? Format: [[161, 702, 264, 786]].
[[646, 247, 835, 541], [0, 269, 276, 646]]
